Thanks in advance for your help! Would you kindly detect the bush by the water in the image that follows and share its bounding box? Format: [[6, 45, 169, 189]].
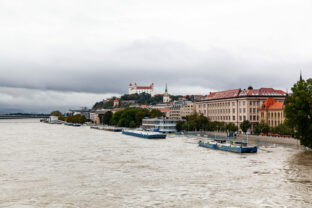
[[66, 114, 87, 124]]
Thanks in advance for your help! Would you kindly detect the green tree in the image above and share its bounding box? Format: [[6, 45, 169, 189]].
[[50, 110, 62, 117], [254, 121, 269, 135], [226, 123, 238, 132], [149, 109, 163, 118], [284, 78, 312, 148], [111, 111, 123, 125], [240, 120, 251, 134], [103, 111, 113, 125], [129, 121, 136, 128], [176, 121, 184, 132], [67, 114, 87, 124]]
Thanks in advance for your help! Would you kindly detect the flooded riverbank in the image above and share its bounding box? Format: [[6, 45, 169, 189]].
[[0, 119, 311, 207]]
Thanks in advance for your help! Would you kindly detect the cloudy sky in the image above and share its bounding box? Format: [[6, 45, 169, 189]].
[[0, 0, 311, 113]]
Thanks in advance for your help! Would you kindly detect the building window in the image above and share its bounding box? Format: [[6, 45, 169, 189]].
[[239, 116, 242, 121], [253, 116, 256, 120], [250, 116, 252, 120], [233, 116, 235, 121], [253, 108, 256, 113], [232, 102, 235, 106], [239, 108, 242, 113], [250, 108, 252, 113], [243, 101, 246, 105], [243, 116, 246, 121], [243, 108, 246, 113], [250, 101, 252, 106]]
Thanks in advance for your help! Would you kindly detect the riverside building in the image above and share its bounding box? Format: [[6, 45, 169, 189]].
[[195, 87, 286, 130], [168, 101, 195, 120], [258, 98, 286, 127]]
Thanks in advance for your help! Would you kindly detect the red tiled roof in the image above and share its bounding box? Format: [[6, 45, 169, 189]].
[[206, 89, 240, 100], [136, 86, 152, 89], [112, 108, 124, 111], [160, 109, 170, 113], [204, 88, 286, 100], [260, 98, 284, 110]]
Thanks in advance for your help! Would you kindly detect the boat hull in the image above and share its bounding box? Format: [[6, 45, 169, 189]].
[[122, 131, 166, 139], [199, 141, 257, 153]]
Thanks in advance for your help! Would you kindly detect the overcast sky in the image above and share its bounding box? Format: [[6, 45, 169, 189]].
[[0, 0, 311, 113]]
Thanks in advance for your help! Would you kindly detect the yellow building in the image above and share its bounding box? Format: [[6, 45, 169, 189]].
[[258, 98, 285, 127]]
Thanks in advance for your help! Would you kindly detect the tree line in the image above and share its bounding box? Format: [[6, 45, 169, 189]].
[[175, 113, 240, 133], [50, 110, 87, 124], [100, 108, 164, 128]]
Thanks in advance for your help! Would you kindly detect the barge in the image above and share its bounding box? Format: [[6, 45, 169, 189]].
[[199, 140, 257, 153], [91, 126, 122, 132], [102, 126, 122, 132], [122, 130, 166, 139]]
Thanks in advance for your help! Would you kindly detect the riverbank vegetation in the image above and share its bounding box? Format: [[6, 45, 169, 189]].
[[102, 107, 163, 128], [285, 78, 312, 148], [50, 110, 87, 124], [176, 113, 239, 132]]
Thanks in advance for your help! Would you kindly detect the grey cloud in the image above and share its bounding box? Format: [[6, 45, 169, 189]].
[[0, 0, 311, 113], [0, 40, 310, 95]]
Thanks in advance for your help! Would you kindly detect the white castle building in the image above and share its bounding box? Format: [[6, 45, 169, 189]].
[[129, 83, 154, 96]]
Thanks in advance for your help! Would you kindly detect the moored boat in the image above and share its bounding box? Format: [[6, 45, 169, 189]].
[[199, 140, 257, 153], [122, 130, 166, 139], [90, 126, 122, 132], [64, 123, 81, 127], [102, 126, 122, 132]]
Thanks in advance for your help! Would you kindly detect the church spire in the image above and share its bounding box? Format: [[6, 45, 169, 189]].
[[300, 70, 303, 81], [165, 83, 168, 93]]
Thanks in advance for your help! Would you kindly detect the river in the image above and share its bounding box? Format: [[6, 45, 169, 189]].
[[0, 119, 311, 207]]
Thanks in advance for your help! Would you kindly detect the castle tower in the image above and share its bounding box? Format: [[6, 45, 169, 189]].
[[163, 83, 170, 103]]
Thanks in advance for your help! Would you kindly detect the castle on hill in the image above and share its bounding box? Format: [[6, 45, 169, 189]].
[[128, 83, 154, 96]]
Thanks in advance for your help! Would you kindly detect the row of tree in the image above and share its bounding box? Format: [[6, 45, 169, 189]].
[[175, 114, 294, 137], [175, 113, 241, 132], [253, 122, 294, 136], [101, 108, 163, 128]]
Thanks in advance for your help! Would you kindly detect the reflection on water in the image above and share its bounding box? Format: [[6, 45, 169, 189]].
[[0, 119, 311, 207]]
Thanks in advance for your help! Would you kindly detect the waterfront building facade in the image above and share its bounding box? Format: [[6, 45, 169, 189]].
[[142, 117, 182, 133], [168, 101, 194, 120], [195, 87, 286, 130], [129, 83, 154, 96], [258, 98, 285, 127], [180, 101, 195, 118]]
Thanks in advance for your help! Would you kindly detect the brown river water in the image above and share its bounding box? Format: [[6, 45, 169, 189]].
[[0, 119, 311, 208]]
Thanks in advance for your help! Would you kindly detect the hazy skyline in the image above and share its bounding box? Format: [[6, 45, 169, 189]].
[[0, 0, 311, 113]]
